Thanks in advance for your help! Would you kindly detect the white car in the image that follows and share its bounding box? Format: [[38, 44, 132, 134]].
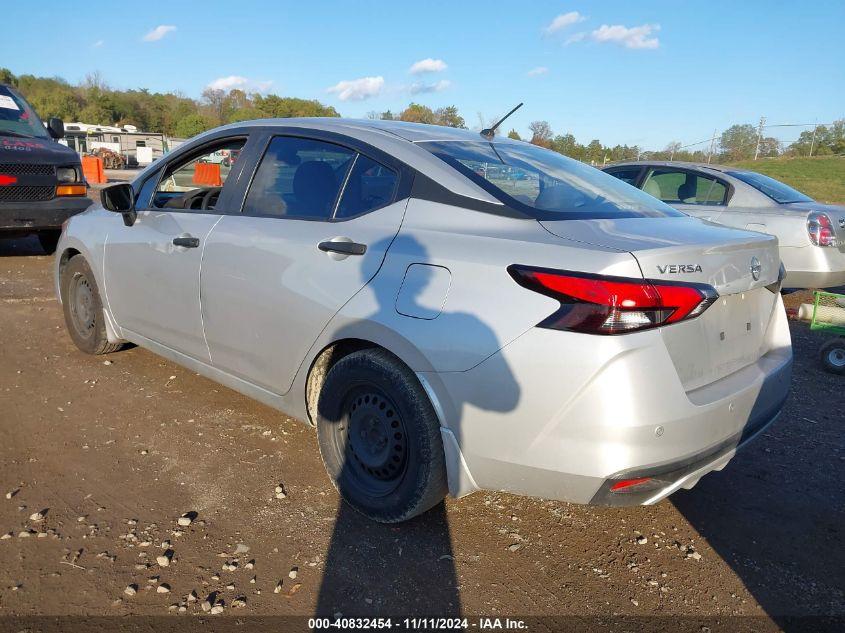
[[604, 161, 845, 289], [55, 119, 792, 522]]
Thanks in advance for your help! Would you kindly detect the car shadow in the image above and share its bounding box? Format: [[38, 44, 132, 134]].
[[671, 323, 845, 626], [0, 234, 51, 257], [315, 234, 521, 621]]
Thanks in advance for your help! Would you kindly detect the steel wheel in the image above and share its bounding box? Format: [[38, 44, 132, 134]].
[[337, 385, 408, 497], [69, 272, 97, 341]]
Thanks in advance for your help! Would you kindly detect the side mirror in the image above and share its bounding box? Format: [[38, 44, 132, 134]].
[[47, 118, 65, 139], [101, 182, 137, 227]]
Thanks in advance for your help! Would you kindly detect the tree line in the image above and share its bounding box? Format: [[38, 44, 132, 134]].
[[2, 68, 841, 163]]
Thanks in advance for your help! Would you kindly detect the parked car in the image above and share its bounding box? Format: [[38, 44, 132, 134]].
[[55, 120, 792, 522], [0, 83, 90, 253], [603, 161, 845, 289]]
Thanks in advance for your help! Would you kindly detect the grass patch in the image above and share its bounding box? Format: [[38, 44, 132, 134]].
[[729, 156, 845, 205]]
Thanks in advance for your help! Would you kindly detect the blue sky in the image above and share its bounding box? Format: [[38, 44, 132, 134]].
[[2, 1, 843, 149]]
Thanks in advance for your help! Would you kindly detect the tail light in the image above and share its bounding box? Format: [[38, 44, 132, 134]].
[[807, 212, 837, 247], [508, 265, 718, 335]]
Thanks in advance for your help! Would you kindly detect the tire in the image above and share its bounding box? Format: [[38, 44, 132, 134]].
[[316, 348, 447, 523], [38, 230, 61, 255], [820, 338, 845, 375], [60, 255, 123, 355]]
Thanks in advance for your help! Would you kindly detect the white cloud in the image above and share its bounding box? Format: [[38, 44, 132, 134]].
[[142, 25, 176, 42], [207, 76, 273, 93], [409, 79, 451, 95], [327, 76, 385, 101], [527, 66, 548, 76], [543, 11, 586, 35], [409, 58, 448, 74], [590, 24, 660, 49], [565, 32, 587, 45], [92, 40, 104, 48]]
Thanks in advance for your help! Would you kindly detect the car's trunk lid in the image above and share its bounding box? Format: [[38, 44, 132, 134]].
[[540, 216, 782, 390]]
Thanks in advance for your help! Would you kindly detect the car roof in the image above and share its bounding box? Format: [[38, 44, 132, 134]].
[[217, 117, 520, 144], [604, 159, 753, 175]]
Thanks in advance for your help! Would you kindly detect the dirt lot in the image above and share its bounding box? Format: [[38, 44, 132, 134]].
[[0, 233, 843, 631]]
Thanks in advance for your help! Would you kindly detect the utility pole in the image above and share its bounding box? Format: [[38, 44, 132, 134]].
[[809, 122, 818, 157], [707, 129, 718, 164], [753, 116, 766, 160]]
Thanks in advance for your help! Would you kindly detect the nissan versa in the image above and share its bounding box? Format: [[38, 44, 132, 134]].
[[54, 119, 792, 523]]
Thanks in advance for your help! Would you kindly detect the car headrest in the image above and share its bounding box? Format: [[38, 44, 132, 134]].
[[677, 181, 696, 202], [642, 177, 662, 198]]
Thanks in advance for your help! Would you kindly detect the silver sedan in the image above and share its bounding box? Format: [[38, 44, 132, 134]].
[[603, 161, 845, 288], [54, 121, 791, 522]]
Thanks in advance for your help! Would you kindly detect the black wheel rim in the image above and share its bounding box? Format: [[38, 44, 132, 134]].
[[336, 384, 408, 497], [69, 272, 96, 340]]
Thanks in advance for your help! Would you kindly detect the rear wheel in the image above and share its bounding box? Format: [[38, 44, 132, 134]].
[[38, 230, 61, 255], [60, 255, 123, 355], [316, 349, 447, 523], [820, 338, 845, 375]]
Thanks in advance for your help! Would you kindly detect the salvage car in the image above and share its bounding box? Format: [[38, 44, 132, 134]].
[[603, 161, 845, 289], [54, 120, 792, 522], [0, 83, 89, 253]]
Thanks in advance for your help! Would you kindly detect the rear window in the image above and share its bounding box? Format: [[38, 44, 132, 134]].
[[725, 170, 812, 204], [419, 140, 683, 220]]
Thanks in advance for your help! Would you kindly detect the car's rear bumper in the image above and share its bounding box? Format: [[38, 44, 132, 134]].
[[0, 197, 92, 233], [423, 295, 792, 505]]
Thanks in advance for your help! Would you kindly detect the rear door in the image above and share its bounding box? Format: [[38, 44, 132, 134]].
[[200, 132, 410, 394], [640, 167, 729, 222], [104, 136, 249, 361]]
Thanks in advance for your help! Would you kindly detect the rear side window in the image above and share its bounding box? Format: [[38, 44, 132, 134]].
[[606, 167, 642, 186], [641, 169, 728, 206], [335, 155, 398, 219], [243, 136, 355, 219]]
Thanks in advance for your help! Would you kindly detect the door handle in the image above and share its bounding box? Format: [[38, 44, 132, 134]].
[[173, 236, 200, 248], [318, 240, 367, 256]]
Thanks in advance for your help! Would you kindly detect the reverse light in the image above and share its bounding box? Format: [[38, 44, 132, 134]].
[[807, 212, 837, 247], [508, 265, 718, 335], [56, 185, 87, 197]]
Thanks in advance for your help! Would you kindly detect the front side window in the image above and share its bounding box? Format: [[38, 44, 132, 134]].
[[641, 169, 728, 206], [0, 85, 49, 139], [420, 140, 682, 220], [152, 138, 245, 210], [725, 170, 812, 204]]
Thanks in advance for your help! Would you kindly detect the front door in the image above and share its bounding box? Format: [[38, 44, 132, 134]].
[[103, 137, 246, 362], [200, 134, 407, 394]]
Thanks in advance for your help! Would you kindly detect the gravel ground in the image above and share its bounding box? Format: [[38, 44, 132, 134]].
[[0, 230, 842, 631]]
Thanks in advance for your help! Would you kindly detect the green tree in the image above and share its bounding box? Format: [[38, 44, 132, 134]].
[[399, 103, 437, 124], [174, 114, 213, 138], [719, 124, 758, 161], [507, 129, 521, 140], [434, 105, 466, 128]]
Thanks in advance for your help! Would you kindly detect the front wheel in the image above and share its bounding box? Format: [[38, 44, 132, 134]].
[[60, 255, 123, 355], [316, 349, 447, 523], [820, 338, 845, 375]]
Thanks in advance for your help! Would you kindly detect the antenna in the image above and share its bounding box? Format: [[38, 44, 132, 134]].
[[480, 103, 523, 140]]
